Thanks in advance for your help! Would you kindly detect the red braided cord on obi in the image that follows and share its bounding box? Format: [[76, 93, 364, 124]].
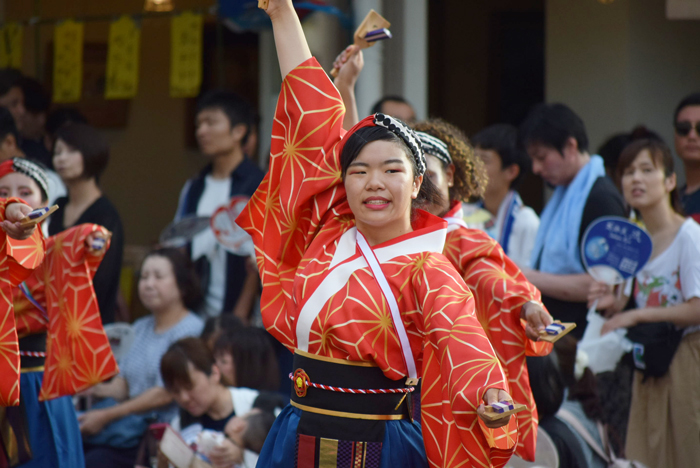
[[19, 350, 46, 357], [289, 373, 415, 394]]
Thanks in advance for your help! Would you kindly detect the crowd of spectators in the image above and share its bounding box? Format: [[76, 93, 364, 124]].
[[0, 59, 698, 468]]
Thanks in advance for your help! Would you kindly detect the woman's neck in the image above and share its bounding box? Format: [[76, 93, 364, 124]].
[[639, 200, 682, 235], [66, 178, 102, 207], [357, 219, 413, 246], [207, 385, 234, 420], [152, 303, 189, 333]]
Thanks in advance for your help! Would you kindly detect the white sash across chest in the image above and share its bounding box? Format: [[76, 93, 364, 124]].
[[294, 226, 446, 379]]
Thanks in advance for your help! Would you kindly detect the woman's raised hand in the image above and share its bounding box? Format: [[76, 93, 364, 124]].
[[260, 0, 294, 19]]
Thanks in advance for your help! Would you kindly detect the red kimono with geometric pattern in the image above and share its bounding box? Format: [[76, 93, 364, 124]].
[[0, 198, 45, 407], [442, 202, 551, 462], [5, 223, 118, 405], [237, 58, 518, 468]]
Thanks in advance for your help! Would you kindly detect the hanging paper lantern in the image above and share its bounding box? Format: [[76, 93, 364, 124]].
[[144, 0, 174, 12]]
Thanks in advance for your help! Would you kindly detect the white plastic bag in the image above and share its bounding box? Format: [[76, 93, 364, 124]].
[[578, 306, 632, 374]]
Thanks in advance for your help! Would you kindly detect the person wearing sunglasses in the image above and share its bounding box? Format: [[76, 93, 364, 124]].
[[674, 92, 700, 222]]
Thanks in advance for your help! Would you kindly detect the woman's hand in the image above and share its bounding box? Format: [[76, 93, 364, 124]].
[[477, 388, 513, 429], [587, 281, 615, 309], [261, 0, 294, 19], [520, 301, 553, 341], [208, 437, 243, 468], [78, 408, 113, 436], [2, 202, 36, 240], [601, 310, 640, 335], [333, 45, 364, 87], [86, 230, 111, 255]]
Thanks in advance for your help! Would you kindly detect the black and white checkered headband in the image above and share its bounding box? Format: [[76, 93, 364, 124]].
[[11, 158, 50, 200], [373, 113, 426, 176], [416, 131, 452, 166]]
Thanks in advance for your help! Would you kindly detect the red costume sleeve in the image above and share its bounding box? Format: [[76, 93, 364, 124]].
[[0, 198, 46, 406], [444, 227, 551, 461], [417, 252, 518, 468], [236, 57, 347, 351], [22, 224, 118, 401]]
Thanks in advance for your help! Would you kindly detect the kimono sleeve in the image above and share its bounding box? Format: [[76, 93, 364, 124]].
[[236, 57, 346, 349], [416, 253, 518, 468], [456, 229, 551, 461], [25, 224, 119, 400], [0, 198, 46, 406]]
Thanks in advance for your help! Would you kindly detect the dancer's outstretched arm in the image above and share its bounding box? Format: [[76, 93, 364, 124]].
[[262, 0, 312, 78]]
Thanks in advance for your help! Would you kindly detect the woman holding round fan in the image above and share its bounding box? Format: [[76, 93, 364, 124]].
[[236, 2, 519, 467], [589, 139, 700, 467]]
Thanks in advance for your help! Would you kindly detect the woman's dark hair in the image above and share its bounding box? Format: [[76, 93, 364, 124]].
[[339, 125, 444, 208], [526, 355, 565, 419], [598, 126, 664, 179], [554, 335, 605, 422], [616, 138, 683, 215], [141, 247, 203, 312], [55, 123, 109, 182], [413, 119, 487, 202], [160, 337, 216, 392], [200, 314, 244, 350], [213, 327, 280, 391]]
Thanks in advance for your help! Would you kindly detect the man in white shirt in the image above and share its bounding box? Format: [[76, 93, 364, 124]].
[[174, 91, 264, 320]]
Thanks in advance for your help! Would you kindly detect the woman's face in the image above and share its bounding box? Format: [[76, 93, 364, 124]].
[[344, 140, 421, 239], [423, 154, 453, 216], [621, 149, 675, 210], [138, 255, 183, 313], [169, 362, 220, 417], [214, 351, 236, 387], [53, 139, 85, 182], [0, 172, 46, 210]]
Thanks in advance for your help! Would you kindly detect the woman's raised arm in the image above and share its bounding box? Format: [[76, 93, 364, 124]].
[[263, 0, 312, 78]]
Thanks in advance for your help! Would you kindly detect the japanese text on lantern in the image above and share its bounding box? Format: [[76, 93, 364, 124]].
[[170, 12, 202, 98], [0, 23, 23, 69], [53, 20, 84, 103], [106, 16, 141, 99]]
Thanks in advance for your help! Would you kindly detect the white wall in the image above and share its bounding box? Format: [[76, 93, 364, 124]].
[[546, 0, 700, 184]]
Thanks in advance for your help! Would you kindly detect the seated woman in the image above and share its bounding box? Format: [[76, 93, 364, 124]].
[[213, 326, 280, 390], [79, 248, 205, 468], [160, 337, 268, 468]]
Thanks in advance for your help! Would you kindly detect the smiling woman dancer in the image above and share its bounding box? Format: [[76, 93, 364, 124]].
[[236, 1, 519, 467], [412, 121, 553, 462]]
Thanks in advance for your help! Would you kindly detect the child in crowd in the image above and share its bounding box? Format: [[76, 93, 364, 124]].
[[466, 124, 540, 268], [161, 337, 281, 468], [200, 313, 244, 350], [212, 327, 280, 391]]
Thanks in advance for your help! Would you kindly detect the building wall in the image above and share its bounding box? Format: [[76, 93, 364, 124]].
[[546, 0, 700, 184]]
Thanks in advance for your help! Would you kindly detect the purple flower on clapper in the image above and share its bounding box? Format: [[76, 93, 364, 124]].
[[91, 237, 106, 250], [545, 323, 566, 335], [27, 207, 50, 219], [492, 401, 515, 413], [365, 28, 392, 43]]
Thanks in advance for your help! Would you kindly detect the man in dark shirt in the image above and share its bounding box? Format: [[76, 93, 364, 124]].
[[673, 92, 700, 222], [519, 103, 626, 338]]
